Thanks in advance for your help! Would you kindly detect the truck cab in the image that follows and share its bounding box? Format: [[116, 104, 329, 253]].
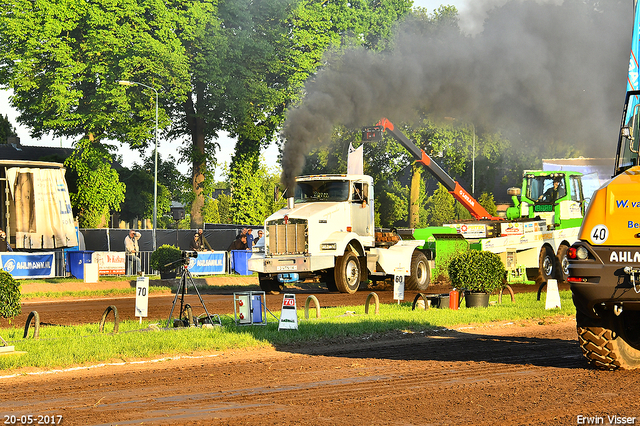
[[506, 171, 596, 230], [249, 174, 427, 294]]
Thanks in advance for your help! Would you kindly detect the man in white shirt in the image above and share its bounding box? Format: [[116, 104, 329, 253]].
[[124, 229, 142, 275]]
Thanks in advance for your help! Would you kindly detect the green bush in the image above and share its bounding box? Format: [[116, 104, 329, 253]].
[[0, 271, 21, 320], [448, 250, 506, 293], [150, 244, 182, 272]]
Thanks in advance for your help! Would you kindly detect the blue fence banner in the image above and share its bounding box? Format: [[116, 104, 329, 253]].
[[0, 252, 55, 278], [187, 251, 226, 275]]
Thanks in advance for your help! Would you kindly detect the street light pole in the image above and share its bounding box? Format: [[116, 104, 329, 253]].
[[471, 123, 475, 197], [119, 80, 159, 251]]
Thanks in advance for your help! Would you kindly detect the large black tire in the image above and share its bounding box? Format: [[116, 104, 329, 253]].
[[535, 246, 555, 285], [577, 311, 640, 370], [335, 251, 361, 294], [258, 273, 284, 294], [405, 251, 430, 291], [555, 244, 569, 283], [320, 270, 338, 292]]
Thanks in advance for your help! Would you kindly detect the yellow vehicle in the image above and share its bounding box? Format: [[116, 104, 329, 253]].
[[568, 89, 640, 369]]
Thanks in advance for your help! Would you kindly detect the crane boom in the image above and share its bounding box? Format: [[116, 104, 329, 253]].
[[363, 118, 501, 221]]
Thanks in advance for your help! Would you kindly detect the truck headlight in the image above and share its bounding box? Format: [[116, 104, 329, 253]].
[[321, 243, 337, 250]]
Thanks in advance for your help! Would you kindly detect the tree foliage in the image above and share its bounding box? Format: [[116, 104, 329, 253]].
[[0, 114, 17, 143], [203, 161, 285, 225], [118, 166, 171, 224], [64, 138, 126, 228], [0, 271, 21, 320]]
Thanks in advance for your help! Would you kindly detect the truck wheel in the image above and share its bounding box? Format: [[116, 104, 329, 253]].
[[555, 245, 569, 282], [536, 246, 555, 285], [320, 270, 338, 292], [334, 251, 361, 294], [258, 273, 284, 294], [577, 311, 640, 370], [405, 251, 430, 291]]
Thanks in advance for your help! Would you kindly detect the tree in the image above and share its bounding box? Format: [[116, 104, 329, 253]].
[[64, 138, 126, 228], [424, 183, 456, 226], [0, 114, 17, 143], [118, 166, 171, 226], [0, 0, 191, 226], [222, 0, 412, 227]]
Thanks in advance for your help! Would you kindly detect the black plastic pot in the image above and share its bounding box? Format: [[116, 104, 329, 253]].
[[464, 291, 490, 308]]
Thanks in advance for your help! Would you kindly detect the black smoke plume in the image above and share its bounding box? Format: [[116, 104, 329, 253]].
[[280, 0, 631, 191]]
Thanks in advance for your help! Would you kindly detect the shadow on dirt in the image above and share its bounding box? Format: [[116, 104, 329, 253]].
[[276, 327, 584, 370]]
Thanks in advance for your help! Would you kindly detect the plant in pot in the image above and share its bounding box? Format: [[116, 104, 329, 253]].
[[150, 244, 182, 279], [448, 250, 506, 308]]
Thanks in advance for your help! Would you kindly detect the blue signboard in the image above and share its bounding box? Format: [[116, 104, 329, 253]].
[[0, 252, 55, 278], [187, 251, 226, 275]]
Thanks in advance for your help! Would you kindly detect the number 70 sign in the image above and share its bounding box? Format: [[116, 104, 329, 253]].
[[136, 277, 149, 318]]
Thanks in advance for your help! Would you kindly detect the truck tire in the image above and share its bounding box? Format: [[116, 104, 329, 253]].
[[258, 273, 284, 294], [536, 246, 555, 285], [320, 270, 338, 292], [555, 244, 569, 283], [577, 311, 640, 370], [405, 251, 430, 291], [334, 251, 361, 294]]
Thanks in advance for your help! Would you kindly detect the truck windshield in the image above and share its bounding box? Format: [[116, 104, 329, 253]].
[[615, 90, 640, 175], [526, 175, 566, 203], [294, 180, 350, 203]]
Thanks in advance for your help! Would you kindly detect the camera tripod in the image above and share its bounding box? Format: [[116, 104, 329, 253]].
[[167, 258, 221, 328]]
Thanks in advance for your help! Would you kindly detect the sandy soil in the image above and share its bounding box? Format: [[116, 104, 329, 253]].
[[3, 280, 636, 425]]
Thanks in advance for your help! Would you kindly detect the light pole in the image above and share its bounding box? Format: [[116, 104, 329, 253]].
[[119, 80, 159, 251], [470, 123, 475, 197]]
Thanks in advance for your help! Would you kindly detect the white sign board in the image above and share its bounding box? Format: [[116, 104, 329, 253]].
[[135, 277, 149, 318], [393, 268, 405, 301], [92, 251, 126, 275]]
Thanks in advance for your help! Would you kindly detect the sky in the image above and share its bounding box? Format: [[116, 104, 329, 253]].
[[0, 0, 466, 179]]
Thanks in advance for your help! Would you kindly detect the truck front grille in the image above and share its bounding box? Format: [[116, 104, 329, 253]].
[[268, 223, 307, 255]]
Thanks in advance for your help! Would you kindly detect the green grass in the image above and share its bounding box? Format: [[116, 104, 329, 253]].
[[0, 290, 576, 373], [21, 286, 173, 300]]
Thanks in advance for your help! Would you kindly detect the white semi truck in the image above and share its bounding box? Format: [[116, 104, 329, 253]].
[[248, 173, 429, 294]]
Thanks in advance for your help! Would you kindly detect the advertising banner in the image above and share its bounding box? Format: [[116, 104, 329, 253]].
[[0, 252, 55, 278], [187, 251, 226, 275], [92, 251, 126, 275]]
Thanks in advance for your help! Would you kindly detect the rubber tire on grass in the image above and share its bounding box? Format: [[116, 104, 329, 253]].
[[259, 273, 284, 294], [335, 251, 361, 294], [535, 246, 555, 286], [577, 311, 640, 370], [405, 251, 430, 291], [556, 244, 569, 283]]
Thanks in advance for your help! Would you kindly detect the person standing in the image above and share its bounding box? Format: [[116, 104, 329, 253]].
[[197, 228, 212, 251], [124, 230, 142, 275], [190, 232, 203, 251], [254, 230, 264, 245], [246, 228, 254, 250]]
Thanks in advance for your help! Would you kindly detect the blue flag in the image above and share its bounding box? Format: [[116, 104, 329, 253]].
[[626, 0, 640, 123]]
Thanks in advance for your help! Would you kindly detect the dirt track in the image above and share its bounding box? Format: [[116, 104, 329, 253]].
[[2, 282, 639, 425]]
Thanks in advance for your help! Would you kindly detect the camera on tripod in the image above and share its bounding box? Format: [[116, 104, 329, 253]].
[[182, 250, 198, 259]]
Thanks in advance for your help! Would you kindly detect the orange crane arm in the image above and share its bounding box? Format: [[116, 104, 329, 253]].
[[363, 118, 501, 221]]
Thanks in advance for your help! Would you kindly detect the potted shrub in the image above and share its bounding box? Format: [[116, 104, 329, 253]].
[[150, 244, 182, 279], [448, 250, 506, 308]]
